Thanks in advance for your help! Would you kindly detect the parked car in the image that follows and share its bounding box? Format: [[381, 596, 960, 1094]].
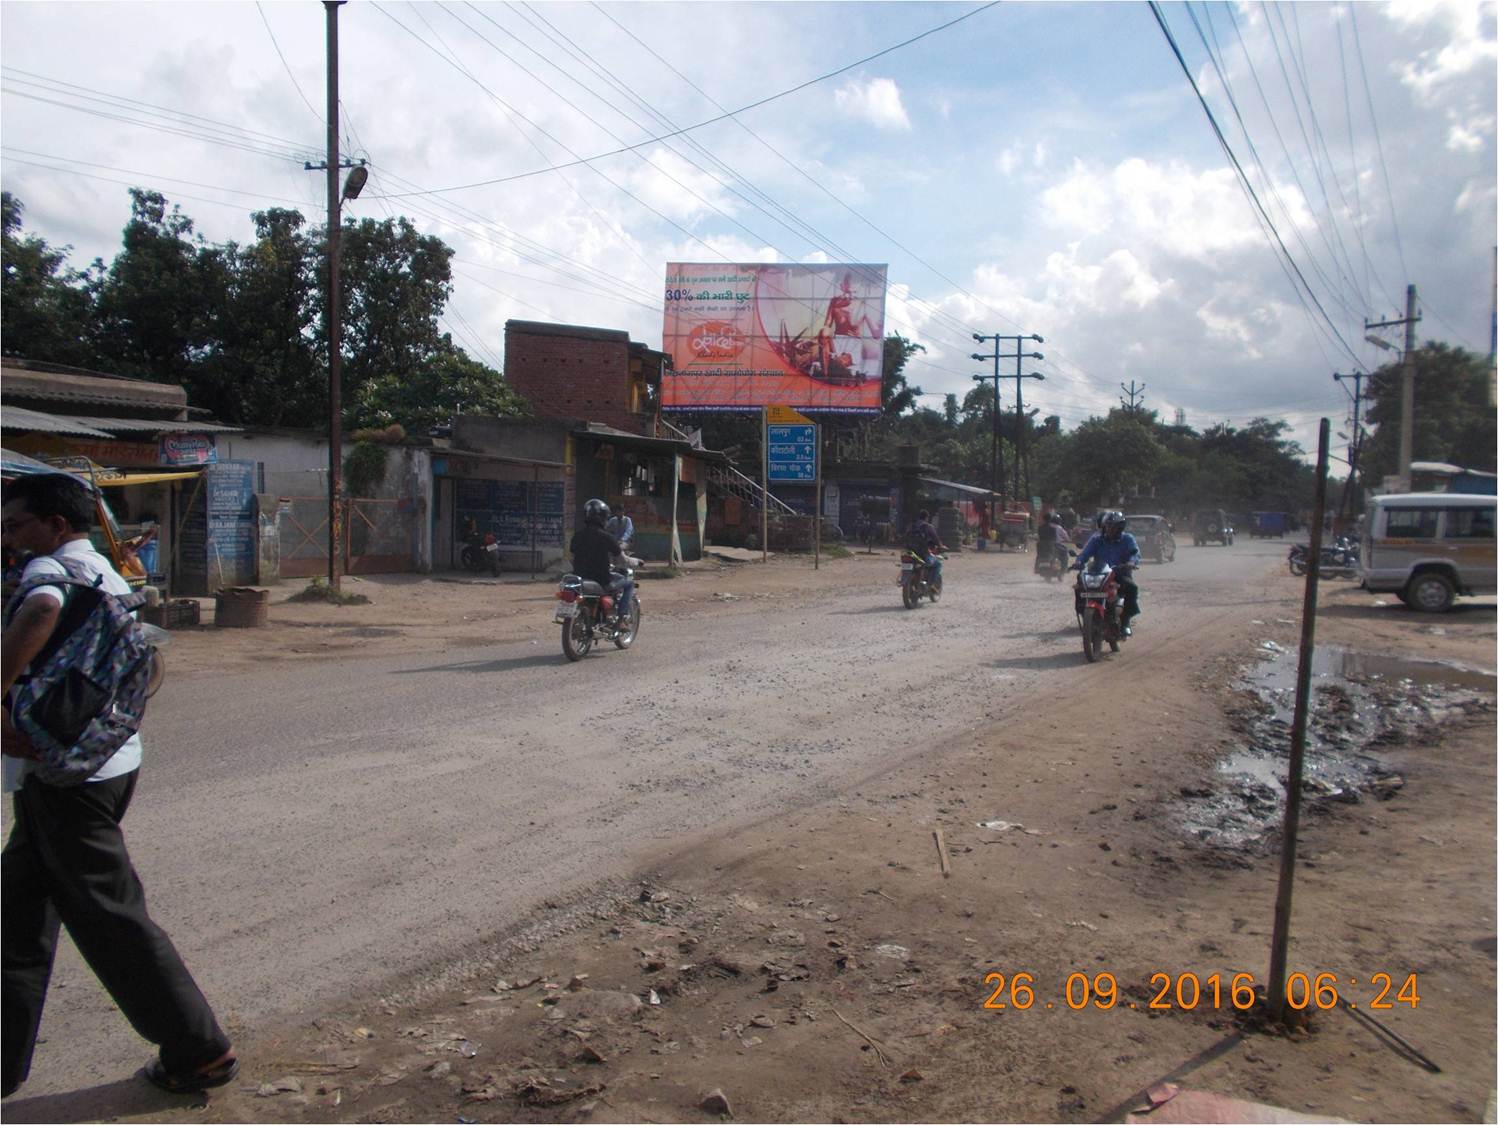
[[1361, 492, 1496, 612], [1251, 511, 1288, 538], [1192, 508, 1235, 546], [1129, 514, 1176, 562]]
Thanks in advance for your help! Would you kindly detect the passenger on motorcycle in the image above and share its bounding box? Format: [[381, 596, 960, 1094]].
[[1034, 511, 1071, 573], [570, 499, 634, 618], [905, 510, 947, 583], [605, 509, 635, 551], [1074, 510, 1141, 635]]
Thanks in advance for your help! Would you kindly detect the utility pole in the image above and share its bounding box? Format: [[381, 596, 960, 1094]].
[[1366, 284, 1420, 490], [1119, 380, 1147, 413], [1333, 371, 1365, 525], [973, 332, 1044, 521], [305, 0, 369, 592]]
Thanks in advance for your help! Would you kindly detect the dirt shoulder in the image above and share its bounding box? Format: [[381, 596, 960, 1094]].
[[125, 559, 1491, 1125], [8, 551, 1491, 1125]]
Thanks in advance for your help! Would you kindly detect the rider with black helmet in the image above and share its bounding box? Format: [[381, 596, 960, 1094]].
[[570, 499, 634, 618], [1034, 509, 1071, 573], [1074, 510, 1141, 634]]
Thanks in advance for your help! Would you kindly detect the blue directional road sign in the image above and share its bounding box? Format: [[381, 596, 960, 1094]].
[[767, 424, 817, 482]]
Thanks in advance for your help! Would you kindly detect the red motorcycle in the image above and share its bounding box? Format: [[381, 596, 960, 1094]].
[[1074, 560, 1131, 662]]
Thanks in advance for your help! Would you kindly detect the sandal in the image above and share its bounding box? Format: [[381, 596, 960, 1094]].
[[140, 1053, 240, 1094]]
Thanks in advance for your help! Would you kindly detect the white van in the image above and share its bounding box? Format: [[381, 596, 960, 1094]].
[[1361, 492, 1497, 612]]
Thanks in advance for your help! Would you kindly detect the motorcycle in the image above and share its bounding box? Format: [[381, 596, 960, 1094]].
[[460, 528, 501, 576], [1035, 539, 1072, 582], [1074, 560, 1131, 663], [1287, 536, 1360, 579], [899, 551, 944, 609], [140, 622, 168, 699], [554, 565, 641, 661]]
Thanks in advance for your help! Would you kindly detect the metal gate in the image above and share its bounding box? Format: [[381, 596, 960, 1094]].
[[278, 497, 417, 578]]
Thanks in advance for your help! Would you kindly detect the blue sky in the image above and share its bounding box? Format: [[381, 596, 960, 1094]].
[[2, 1, 1494, 461]]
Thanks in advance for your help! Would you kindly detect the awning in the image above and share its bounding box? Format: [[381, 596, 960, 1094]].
[[96, 469, 204, 487], [917, 476, 996, 500], [67, 416, 241, 435], [0, 405, 114, 437]]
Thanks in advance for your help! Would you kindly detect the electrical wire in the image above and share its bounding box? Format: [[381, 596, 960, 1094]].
[[0, 154, 310, 212], [256, 0, 324, 126], [1349, 4, 1410, 285], [1148, 1, 1363, 370], [370, 1, 999, 200]]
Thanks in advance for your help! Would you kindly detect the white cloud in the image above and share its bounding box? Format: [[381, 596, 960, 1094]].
[[833, 76, 912, 131], [997, 146, 1021, 177], [1388, 0, 1498, 102]]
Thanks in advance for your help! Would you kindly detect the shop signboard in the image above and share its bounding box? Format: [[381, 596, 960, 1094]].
[[159, 433, 218, 466]]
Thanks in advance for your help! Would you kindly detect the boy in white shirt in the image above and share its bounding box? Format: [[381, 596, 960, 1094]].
[[1, 473, 236, 1098]]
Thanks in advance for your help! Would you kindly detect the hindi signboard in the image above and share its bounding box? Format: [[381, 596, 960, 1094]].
[[662, 263, 887, 413], [768, 423, 817, 482]]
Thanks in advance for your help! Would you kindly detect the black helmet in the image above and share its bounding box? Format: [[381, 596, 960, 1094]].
[[1048, 511, 1062, 525], [1102, 510, 1127, 535], [584, 498, 610, 527]]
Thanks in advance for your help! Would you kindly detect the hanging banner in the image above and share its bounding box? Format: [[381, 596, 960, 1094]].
[[662, 263, 887, 413]]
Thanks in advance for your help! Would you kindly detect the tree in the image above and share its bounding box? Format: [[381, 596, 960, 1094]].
[[92, 189, 220, 384], [1359, 342, 1496, 485], [881, 334, 924, 416], [1043, 414, 1164, 508], [192, 208, 321, 426], [1, 192, 98, 365], [352, 343, 527, 433]]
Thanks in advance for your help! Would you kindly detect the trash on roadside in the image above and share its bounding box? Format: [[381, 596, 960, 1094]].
[[978, 819, 1022, 832], [701, 1088, 733, 1116], [1260, 640, 1284, 653]]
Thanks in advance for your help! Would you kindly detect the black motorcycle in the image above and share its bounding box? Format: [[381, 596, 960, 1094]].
[[1287, 536, 1359, 579], [554, 566, 641, 661]]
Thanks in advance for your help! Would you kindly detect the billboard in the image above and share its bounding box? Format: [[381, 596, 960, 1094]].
[[662, 263, 887, 413]]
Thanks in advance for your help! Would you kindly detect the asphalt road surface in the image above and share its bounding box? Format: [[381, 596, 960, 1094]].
[[7, 538, 1287, 1098]]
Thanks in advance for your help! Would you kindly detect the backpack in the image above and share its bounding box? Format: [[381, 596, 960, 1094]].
[[4, 556, 152, 786]]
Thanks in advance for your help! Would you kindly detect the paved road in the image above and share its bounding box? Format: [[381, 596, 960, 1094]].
[[8, 537, 1287, 1098]]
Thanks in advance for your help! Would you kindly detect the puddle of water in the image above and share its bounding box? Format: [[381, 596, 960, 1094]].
[[1172, 646, 1494, 855]]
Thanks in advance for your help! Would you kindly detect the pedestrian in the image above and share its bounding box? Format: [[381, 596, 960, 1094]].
[[1, 472, 237, 1098]]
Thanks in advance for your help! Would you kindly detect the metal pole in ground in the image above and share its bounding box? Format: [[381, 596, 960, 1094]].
[[761, 407, 768, 565], [1266, 416, 1331, 1024], [814, 424, 822, 571]]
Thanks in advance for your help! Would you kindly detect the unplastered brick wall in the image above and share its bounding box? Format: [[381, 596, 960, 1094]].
[[505, 321, 641, 433]]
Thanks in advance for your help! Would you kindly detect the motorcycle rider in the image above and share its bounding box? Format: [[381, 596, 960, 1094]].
[[1034, 510, 1070, 574], [569, 499, 633, 620], [905, 509, 947, 585], [1073, 510, 1141, 635]]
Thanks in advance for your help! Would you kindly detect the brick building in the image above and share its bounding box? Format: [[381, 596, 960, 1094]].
[[503, 320, 663, 435]]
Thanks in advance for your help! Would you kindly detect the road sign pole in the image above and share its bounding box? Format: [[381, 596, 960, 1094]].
[[815, 424, 822, 571], [761, 406, 768, 564]]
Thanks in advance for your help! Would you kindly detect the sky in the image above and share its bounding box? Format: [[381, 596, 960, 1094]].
[[2, 0, 1495, 466]]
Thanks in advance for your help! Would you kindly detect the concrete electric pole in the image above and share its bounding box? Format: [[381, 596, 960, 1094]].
[[1365, 285, 1420, 491]]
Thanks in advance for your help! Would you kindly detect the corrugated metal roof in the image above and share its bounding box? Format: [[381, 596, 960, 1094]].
[[0, 405, 115, 437], [68, 416, 241, 434]]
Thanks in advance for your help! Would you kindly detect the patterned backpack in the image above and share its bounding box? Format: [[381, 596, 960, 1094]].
[[4, 556, 152, 786]]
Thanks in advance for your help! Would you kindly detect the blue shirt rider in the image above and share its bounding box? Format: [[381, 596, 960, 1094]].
[[1074, 510, 1141, 634]]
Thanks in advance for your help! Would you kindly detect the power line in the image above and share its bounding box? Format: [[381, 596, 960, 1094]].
[[1349, 4, 1410, 284], [370, 1, 999, 200], [1148, 1, 1363, 370], [255, 1, 324, 126], [0, 153, 310, 212]]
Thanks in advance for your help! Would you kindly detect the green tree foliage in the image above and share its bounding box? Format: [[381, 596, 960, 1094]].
[[92, 189, 220, 385], [352, 344, 527, 433], [0, 191, 521, 435], [1358, 342, 1496, 484], [194, 208, 321, 425], [1, 192, 99, 365]]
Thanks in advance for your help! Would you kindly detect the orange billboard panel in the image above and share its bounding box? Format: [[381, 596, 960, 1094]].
[[662, 263, 887, 413]]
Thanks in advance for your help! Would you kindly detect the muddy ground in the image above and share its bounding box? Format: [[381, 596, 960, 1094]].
[[3, 543, 1494, 1124]]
